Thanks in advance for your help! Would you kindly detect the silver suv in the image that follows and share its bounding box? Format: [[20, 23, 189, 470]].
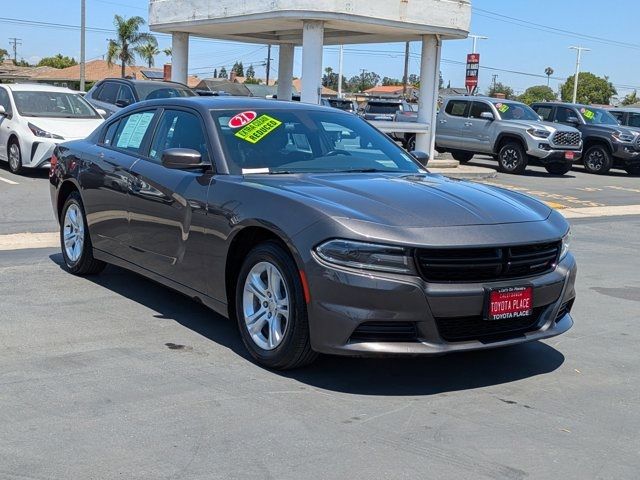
[[436, 97, 583, 175]]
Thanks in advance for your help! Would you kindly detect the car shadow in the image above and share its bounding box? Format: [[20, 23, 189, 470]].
[[0, 162, 49, 179], [466, 160, 578, 179], [49, 254, 566, 396]]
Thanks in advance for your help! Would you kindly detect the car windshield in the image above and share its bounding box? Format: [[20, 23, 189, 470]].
[[329, 100, 355, 111], [212, 109, 422, 175], [12, 91, 100, 118], [135, 83, 196, 101], [367, 103, 401, 114], [492, 101, 540, 121], [578, 107, 619, 125]]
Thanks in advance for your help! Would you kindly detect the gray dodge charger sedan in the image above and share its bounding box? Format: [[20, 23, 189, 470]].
[[50, 97, 576, 369]]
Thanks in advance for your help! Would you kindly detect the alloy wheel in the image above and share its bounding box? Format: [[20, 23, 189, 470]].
[[8, 143, 20, 172], [586, 150, 604, 171], [63, 204, 85, 263], [501, 148, 520, 170], [242, 261, 290, 351]]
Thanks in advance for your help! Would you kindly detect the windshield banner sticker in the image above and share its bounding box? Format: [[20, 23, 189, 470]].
[[496, 103, 510, 114], [235, 114, 282, 144], [229, 111, 257, 129], [581, 108, 595, 120]]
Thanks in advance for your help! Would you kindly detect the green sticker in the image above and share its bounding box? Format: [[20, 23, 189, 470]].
[[582, 109, 595, 120], [496, 103, 509, 113], [235, 114, 282, 144]]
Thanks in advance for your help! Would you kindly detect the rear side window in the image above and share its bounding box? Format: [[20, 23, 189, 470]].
[[534, 106, 554, 122], [97, 82, 120, 104], [469, 101, 492, 119], [627, 112, 640, 128], [102, 120, 120, 146], [445, 100, 469, 117], [112, 110, 156, 154]]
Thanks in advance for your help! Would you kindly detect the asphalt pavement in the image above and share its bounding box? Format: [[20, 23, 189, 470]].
[[1, 161, 639, 479]]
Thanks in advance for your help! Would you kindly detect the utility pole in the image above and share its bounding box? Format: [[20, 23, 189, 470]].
[[265, 44, 272, 85], [492, 74, 498, 92], [80, 0, 86, 91], [360, 69, 366, 93], [469, 34, 488, 53], [402, 41, 410, 97], [338, 45, 344, 98], [8, 37, 22, 63], [569, 46, 590, 104]]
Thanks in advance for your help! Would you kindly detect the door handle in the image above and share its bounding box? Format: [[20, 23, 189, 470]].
[[464, 122, 473, 127], [439, 119, 447, 124]]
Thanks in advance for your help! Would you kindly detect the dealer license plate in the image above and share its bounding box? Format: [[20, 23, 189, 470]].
[[565, 151, 575, 160], [486, 286, 534, 321]]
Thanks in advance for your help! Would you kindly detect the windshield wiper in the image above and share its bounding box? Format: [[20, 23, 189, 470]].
[[332, 168, 391, 173]]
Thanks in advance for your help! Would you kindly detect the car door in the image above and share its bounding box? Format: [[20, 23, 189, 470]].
[[465, 100, 495, 153], [436, 99, 470, 149], [127, 107, 214, 294], [80, 109, 158, 261], [0, 87, 14, 161]]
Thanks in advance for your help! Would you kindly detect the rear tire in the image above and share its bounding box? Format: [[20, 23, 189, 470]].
[[405, 134, 416, 152], [625, 164, 640, 175], [497, 141, 528, 175], [451, 151, 474, 163], [235, 241, 317, 370], [7, 139, 23, 175], [545, 163, 572, 175], [583, 145, 613, 174], [60, 192, 106, 275]]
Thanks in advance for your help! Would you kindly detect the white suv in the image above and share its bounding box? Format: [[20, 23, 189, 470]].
[[0, 84, 105, 174]]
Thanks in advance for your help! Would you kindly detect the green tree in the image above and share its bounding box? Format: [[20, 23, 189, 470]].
[[232, 61, 244, 77], [382, 77, 402, 86], [621, 90, 638, 106], [14, 59, 30, 67], [0, 48, 9, 62], [219, 66, 228, 79], [137, 41, 160, 68], [347, 71, 380, 92], [486, 82, 515, 99], [560, 72, 617, 105], [106, 15, 157, 78], [244, 65, 261, 84], [37, 54, 78, 69], [408, 74, 420, 86], [322, 67, 346, 92], [163, 47, 172, 57], [518, 85, 556, 105]]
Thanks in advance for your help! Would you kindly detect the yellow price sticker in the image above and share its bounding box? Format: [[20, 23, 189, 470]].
[[235, 115, 282, 144]]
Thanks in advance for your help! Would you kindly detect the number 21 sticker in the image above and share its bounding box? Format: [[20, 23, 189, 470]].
[[229, 111, 257, 129]]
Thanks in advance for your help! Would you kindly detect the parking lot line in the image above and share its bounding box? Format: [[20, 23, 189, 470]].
[[0, 232, 58, 251], [0, 175, 19, 185]]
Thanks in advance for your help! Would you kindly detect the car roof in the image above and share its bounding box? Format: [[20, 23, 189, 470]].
[[610, 107, 640, 112], [445, 95, 526, 106], [530, 101, 600, 109], [120, 96, 345, 114], [98, 78, 191, 89], [3, 83, 78, 93]]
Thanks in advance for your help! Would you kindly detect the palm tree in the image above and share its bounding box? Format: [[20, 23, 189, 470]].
[[545, 67, 554, 87], [106, 15, 157, 77], [138, 41, 160, 68], [163, 48, 172, 58]]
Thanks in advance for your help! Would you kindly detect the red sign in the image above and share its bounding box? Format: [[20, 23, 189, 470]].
[[229, 111, 257, 129], [565, 151, 575, 160], [465, 53, 480, 96], [487, 286, 533, 321]]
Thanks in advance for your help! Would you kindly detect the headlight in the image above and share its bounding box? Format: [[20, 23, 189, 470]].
[[612, 130, 636, 143], [527, 127, 551, 139], [28, 123, 64, 140], [560, 231, 571, 260], [315, 239, 415, 274]]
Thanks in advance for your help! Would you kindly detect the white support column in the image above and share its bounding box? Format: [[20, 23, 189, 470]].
[[416, 34, 442, 159], [301, 20, 324, 104], [277, 44, 295, 101], [171, 32, 189, 84]]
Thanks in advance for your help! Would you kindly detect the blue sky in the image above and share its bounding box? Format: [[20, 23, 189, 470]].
[[2, 0, 638, 101]]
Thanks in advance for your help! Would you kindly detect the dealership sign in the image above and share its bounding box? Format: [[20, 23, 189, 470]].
[[466, 53, 480, 96]]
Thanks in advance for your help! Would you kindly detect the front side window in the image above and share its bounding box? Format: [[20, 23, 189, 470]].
[[112, 110, 156, 154], [97, 82, 120, 104], [554, 107, 578, 124], [149, 110, 210, 164], [0, 88, 12, 115], [445, 100, 469, 117], [116, 86, 135, 105], [12, 91, 100, 118], [610, 111, 624, 123], [212, 109, 421, 175], [469, 101, 493, 119], [534, 106, 554, 122], [627, 112, 640, 128]]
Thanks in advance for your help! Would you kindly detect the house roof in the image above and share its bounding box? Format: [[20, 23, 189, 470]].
[[364, 85, 409, 94], [292, 79, 336, 96]]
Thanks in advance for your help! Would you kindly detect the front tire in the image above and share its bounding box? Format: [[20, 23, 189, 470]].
[[60, 192, 106, 275], [451, 150, 474, 163], [8, 139, 23, 175], [583, 145, 613, 174], [235, 241, 317, 370], [497, 141, 528, 174], [545, 163, 572, 175]]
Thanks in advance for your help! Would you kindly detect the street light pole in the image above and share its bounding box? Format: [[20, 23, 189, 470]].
[[569, 46, 590, 104], [469, 34, 488, 53], [338, 45, 344, 98], [80, 0, 86, 91]]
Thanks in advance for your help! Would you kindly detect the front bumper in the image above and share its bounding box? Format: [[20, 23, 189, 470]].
[[23, 138, 73, 169], [612, 142, 640, 164], [528, 142, 582, 163], [305, 253, 577, 357]]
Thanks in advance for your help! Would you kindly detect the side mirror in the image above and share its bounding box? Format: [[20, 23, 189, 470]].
[[566, 116, 580, 125], [538, 115, 544, 121], [161, 148, 205, 169], [410, 150, 430, 166], [480, 111, 494, 120], [96, 108, 107, 117], [115, 99, 131, 108]]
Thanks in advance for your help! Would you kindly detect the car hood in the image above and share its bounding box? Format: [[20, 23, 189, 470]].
[[25, 117, 104, 140], [244, 173, 551, 228], [500, 119, 578, 132]]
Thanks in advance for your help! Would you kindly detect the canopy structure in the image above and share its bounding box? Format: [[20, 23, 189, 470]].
[[149, 0, 471, 154]]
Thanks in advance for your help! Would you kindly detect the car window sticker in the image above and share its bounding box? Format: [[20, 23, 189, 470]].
[[235, 114, 282, 144], [496, 103, 509, 114], [580, 108, 595, 121], [117, 112, 154, 149], [229, 111, 257, 129]]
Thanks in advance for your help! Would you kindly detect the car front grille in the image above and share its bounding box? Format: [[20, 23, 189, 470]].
[[552, 131, 581, 147], [349, 322, 418, 342], [415, 241, 561, 283], [435, 306, 546, 343]]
